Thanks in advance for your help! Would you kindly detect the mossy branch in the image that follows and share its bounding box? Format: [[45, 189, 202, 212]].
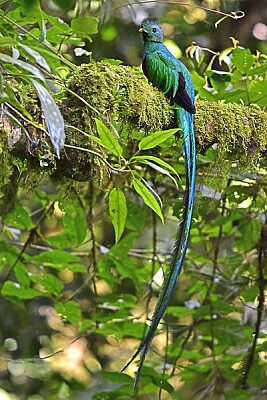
[[1, 61, 266, 186]]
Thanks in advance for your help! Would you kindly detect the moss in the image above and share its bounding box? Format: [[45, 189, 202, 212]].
[[195, 100, 267, 162], [1, 62, 266, 192], [57, 61, 174, 182], [64, 60, 173, 135], [0, 132, 14, 215], [64, 62, 266, 168], [193, 99, 267, 198]]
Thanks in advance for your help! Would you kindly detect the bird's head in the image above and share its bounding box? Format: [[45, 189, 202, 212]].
[[139, 18, 163, 43]]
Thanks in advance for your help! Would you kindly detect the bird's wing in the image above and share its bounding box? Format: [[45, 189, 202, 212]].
[[143, 50, 195, 114], [143, 50, 179, 95]]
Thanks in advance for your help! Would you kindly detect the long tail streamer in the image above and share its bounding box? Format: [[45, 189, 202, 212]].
[[121, 107, 196, 390]]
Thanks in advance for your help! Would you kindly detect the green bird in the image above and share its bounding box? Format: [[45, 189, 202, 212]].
[[121, 18, 196, 390]]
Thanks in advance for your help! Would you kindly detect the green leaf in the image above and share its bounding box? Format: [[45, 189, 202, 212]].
[[138, 128, 178, 150], [62, 199, 87, 244], [2, 281, 46, 299], [94, 319, 145, 339], [0, 37, 18, 47], [209, 72, 231, 94], [223, 88, 250, 105], [55, 301, 82, 324], [92, 386, 133, 400], [157, 377, 174, 393], [31, 250, 86, 272], [14, 0, 46, 40], [4, 84, 33, 120], [0, 53, 45, 82], [101, 371, 132, 384], [247, 62, 267, 76], [6, 207, 34, 229], [241, 286, 258, 302], [97, 257, 118, 289], [132, 178, 163, 222], [109, 188, 127, 243], [133, 155, 178, 176], [135, 156, 179, 188], [199, 319, 245, 346], [46, 14, 72, 32], [31, 79, 65, 158], [18, 43, 51, 72], [46, 26, 69, 45], [167, 306, 196, 318], [191, 71, 206, 90], [30, 273, 64, 296], [237, 219, 261, 251], [46, 198, 87, 248], [249, 79, 267, 106], [105, 233, 143, 282], [247, 357, 267, 387], [125, 202, 146, 231], [14, 262, 30, 287], [71, 17, 98, 37], [32, 250, 80, 264], [225, 389, 251, 400], [95, 119, 122, 157], [79, 319, 94, 332], [232, 48, 254, 74], [33, 188, 51, 206]]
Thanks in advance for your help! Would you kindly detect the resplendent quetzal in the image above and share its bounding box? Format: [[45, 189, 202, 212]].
[[122, 18, 196, 390]]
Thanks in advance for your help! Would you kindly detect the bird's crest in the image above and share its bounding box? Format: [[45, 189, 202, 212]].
[[141, 17, 161, 28], [140, 18, 163, 42]]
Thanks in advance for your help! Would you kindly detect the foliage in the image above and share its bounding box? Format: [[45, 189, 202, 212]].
[[188, 40, 267, 108], [0, 1, 266, 400]]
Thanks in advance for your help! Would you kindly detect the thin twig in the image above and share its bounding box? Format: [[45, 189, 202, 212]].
[[96, 1, 245, 22], [159, 326, 169, 400], [200, 179, 230, 368], [170, 322, 195, 376], [64, 144, 125, 172], [88, 180, 98, 296], [2, 15, 76, 70], [238, 218, 267, 388], [0, 335, 86, 363], [0, 201, 55, 291]]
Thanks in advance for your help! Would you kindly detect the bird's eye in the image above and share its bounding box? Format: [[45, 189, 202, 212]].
[[152, 28, 157, 33]]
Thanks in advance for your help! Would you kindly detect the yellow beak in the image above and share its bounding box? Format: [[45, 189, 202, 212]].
[[138, 27, 144, 33]]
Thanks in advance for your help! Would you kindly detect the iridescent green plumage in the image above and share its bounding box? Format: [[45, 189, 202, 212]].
[[122, 18, 196, 390]]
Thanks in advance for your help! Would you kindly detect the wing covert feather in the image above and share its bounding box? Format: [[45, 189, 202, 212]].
[[143, 51, 179, 97]]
